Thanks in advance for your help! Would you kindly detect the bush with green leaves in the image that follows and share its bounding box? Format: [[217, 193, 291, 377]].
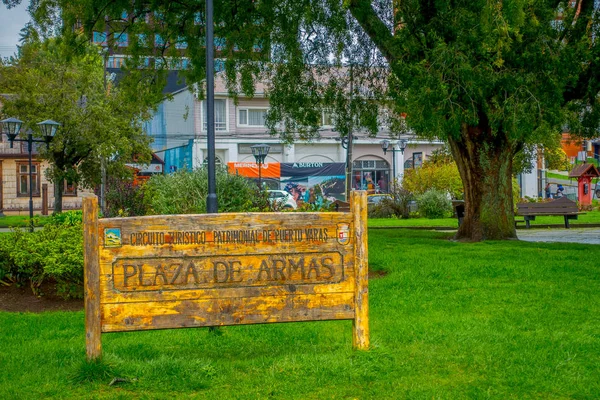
[[417, 189, 452, 219], [368, 188, 415, 219], [105, 176, 148, 217], [0, 211, 84, 298], [143, 167, 271, 215], [402, 147, 463, 200]]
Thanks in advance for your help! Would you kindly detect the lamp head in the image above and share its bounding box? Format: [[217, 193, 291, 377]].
[[251, 143, 271, 164], [37, 120, 60, 142], [380, 139, 390, 155], [399, 139, 408, 154], [1, 117, 23, 144]]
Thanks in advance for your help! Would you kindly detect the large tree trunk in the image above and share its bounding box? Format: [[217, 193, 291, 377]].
[[53, 181, 63, 214], [448, 123, 517, 241]]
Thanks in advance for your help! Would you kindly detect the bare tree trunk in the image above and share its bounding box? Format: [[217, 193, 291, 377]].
[[448, 123, 517, 241], [53, 181, 63, 214]]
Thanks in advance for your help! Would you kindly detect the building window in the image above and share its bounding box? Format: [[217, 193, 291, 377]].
[[115, 33, 128, 47], [352, 160, 389, 193], [215, 58, 225, 72], [175, 37, 188, 49], [93, 31, 107, 46], [238, 108, 267, 127], [214, 37, 225, 50], [322, 111, 334, 127], [63, 179, 77, 196], [16, 162, 40, 197], [107, 56, 125, 68], [413, 152, 423, 168], [138, 34, 148, 47], [202, 99, 228, 131], [170, 58, 190, 70], [203, 156, 223, 168], [155, 57, 166, 69], [194, 12, 204, 25], [121, 11, 129, 20], [155, 34, 165, 47]]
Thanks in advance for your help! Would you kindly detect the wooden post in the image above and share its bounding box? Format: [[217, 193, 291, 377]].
[[351, 191, 369, 350], [83, 196, 101, 360], [41, 184, 48, 216]]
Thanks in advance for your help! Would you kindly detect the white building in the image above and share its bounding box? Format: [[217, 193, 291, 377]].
[[189, 75, 443, 198]]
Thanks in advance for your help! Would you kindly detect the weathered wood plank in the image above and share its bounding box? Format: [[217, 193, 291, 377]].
[[104, 253, 346, 290], [101, 292, 355, 332], [83, 196, 102, 361], [352, 191, 369, 350], [99, 276, 356, 304]]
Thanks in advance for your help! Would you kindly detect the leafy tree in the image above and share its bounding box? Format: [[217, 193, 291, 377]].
[[402, 159, 463, 200], [0, 36, 160, 212], [12, 0, 599, 240], [544, 145, 571, 172]]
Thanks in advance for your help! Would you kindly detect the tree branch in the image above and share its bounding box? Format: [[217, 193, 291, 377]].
[[347, 0, 401, 63]]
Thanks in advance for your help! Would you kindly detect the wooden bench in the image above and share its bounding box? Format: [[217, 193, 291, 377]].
[[516, 197, 580, 229]]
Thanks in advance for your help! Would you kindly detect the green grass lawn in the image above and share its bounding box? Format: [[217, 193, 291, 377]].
[[369, 216, 459, 228], [370, 209, 600, 228], [1, 229, 599, 398], [0, 215, 49, 227], [546, 171, 570, 181]]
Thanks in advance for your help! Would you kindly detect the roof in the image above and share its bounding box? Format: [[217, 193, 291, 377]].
[[106, 69, 187, 94], [568, 163, 600, 178], [209, 65, 389, 97]]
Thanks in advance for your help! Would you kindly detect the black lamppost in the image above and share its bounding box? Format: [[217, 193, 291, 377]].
[[381, 139, 407, 191], [1, 118, 59, 232], [205, 0, 218, 214], [251, 144, 270, 189]]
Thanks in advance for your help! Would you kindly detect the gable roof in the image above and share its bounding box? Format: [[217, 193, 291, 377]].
[[568, 163, 600, 178]]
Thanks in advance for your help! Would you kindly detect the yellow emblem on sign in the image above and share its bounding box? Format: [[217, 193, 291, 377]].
[[337, 223, 350, 245]]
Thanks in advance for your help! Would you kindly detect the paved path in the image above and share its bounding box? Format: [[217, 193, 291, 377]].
[[517, 228, 600, 245], [0, 227, 42, 233]]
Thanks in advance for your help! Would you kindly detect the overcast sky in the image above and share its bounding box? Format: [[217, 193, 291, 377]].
[[0, 3, 31, 58]]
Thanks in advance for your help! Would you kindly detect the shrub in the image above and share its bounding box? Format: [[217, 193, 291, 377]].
[[417, 189, 452, 219], [0, 211, 84, 298], [143, 167, 271, 215], [402, 146, 463, 199], [105, 176, 148, 217], [296, 201, 335, 212], [368, 188, 415, 219]]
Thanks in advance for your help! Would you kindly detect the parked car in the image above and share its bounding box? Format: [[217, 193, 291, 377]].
[[267, 190, 298, 210]]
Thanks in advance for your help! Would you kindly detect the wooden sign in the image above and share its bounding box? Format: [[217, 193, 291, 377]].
[[83, 191, 369, 360]]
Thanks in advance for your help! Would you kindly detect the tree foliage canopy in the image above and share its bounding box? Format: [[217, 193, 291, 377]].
[[14, 0, 598, 145], [0, 36, 160, 211]]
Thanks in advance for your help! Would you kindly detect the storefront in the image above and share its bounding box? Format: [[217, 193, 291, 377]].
[[352, 159, 390, 193], [229, 162, 346, 202]]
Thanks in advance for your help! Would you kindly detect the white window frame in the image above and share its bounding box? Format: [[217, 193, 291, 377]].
[[201, 99, 229, 132], [321, 110, 334, 128], [237, 106, 269, 128]]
